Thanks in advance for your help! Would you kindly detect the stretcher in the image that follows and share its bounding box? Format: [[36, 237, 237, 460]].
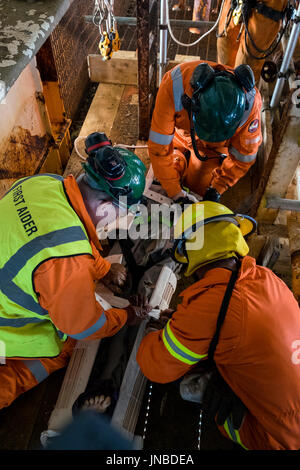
[[110, 265, 177, 445], [40, 293, 111, 446], [40, 259, 176, 447]]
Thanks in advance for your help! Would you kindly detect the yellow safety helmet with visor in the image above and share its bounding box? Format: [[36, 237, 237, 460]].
[[172, 201, 256, 276]]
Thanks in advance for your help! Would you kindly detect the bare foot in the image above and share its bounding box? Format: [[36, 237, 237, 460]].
[[82, 395, 111, 413]]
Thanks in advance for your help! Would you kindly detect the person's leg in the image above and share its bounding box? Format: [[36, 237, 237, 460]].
[[183, 150, 222, 197], [217, 0, 240, 67], [0, 338, 75, 410], [234, 0, 288, 83], [190, 0, 209, 34]]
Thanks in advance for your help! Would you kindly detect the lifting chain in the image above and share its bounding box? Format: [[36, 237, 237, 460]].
[[93, 0, 121, 61]]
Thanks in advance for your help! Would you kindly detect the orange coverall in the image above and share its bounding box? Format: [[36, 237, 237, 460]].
[[137, 256, 300, 450], [148, 60, 262, 198], [0, 175, 128, 410], [217, 0, 288, 82]]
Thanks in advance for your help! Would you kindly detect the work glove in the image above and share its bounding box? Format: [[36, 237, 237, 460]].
[[173, 189, 200, 206], [202, 367, 247, 430], [125, 303, 153, 326], [203, 187, 221, 203], [101, 263, 127, 294]]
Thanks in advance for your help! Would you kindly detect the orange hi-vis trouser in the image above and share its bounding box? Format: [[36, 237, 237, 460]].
[[217, 0, 288, 83], [0, 338, 75, 410]]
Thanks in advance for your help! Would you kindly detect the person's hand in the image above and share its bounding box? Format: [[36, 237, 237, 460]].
[[101, 263, 127, 294], [173, 190, 199, 206], [202, 367, 247, 430], [129, 293, 149, 308], [145, 308, 175, 333], [125, 303, 153, 326]]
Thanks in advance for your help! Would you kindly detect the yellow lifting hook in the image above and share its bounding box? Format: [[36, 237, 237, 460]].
[[110, 28, 121, 53], [99, 28, 120, 60], [99, 31, 113, 61]]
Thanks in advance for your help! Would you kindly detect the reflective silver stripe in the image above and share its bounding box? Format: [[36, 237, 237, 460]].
[[238, 89, 256, 128], [149, 129, 174, 146], [171, 66, 184, 112], [229, 146, 257, 163], [5, 174, 64, 196], [245, 136, 261, 145], [69, 311, 107, 340], [0, 226, 88, 320], [0, 317, 44, 327], [23, 360, 49, 383]]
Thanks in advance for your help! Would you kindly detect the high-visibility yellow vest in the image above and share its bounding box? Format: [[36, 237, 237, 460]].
[[0, 174, 93, 358]]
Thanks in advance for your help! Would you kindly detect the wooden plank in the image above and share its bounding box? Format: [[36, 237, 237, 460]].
[[257, 237, 280, 269], [252, 95, 300, 224], [247, 234, 268, 261], [134, 140, 150, 169], [252, 81, 273, 190], [258, 223, 288, 238], [63, 83, 125, 178], [88, 53, 200, 86], [88, 52, 138, 85]]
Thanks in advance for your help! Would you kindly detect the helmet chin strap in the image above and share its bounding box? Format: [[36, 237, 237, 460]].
[[190, 113, 209, 162], [190, 109, 227, 164]]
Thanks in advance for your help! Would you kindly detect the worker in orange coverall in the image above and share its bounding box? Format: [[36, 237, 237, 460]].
[[137, 201, 300, 450], [217, 0, 292, 83], [148, 60, 262, 205], [0, 161, 150, 410]]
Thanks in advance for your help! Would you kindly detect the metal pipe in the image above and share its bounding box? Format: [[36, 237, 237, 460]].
[[159, 0, 168, 85], [84, 15, 215, 28], [266, 197, 300, 212], [270, 4, 300, 109]]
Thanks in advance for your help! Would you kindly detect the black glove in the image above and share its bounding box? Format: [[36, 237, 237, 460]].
[[203, 367, 247, 430], [175, 196, 195, 207], [203, 187, 221, 203]]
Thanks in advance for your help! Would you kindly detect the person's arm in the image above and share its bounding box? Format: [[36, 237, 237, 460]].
[[210, 90, 262, 195], [34, 255, 128, 341], [148, 70, 183, 198], [137, 301, 210, 383]]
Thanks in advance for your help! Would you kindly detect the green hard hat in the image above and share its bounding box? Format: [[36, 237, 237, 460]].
[[82, 145, 146, 208], [192, 75, 246, 143]]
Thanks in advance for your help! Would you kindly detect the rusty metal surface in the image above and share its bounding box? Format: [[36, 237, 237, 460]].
[[0, 125, 48, 179], [0, 0, 73, 99]]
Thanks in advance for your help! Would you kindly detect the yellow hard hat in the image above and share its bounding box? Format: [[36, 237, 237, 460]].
[[172, 201, 256, 276]]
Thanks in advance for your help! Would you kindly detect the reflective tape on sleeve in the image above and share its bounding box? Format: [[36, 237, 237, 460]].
[[229, 146, 257, 163], [162, 320, 207, 365], [149, 130, 174, 146], [171, 66, 184, 112], [23, 359, 49, 383], [69, 311, 107, 340]]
